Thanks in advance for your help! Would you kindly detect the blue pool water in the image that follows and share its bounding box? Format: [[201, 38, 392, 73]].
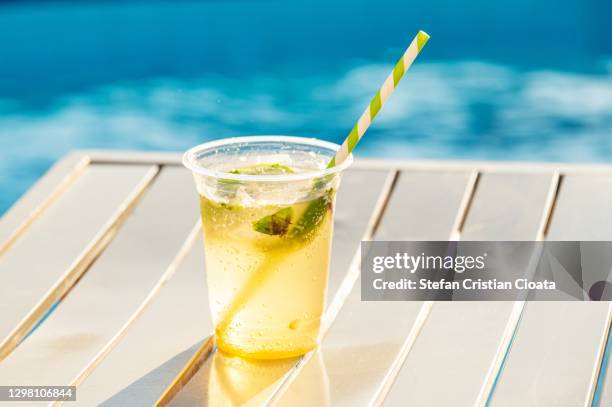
[[1, 1, 611, 214]]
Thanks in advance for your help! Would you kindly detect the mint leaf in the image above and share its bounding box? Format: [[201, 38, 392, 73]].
[[252, 207, 293, 235], [288, 190, 333, 239], [251, 189, 334, 238]]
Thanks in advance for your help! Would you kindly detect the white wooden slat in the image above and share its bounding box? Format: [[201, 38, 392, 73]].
[[165, 169, 394, 406], [380, 172, 556, 406], [547, 175, 612, 239], [0, 152, 89, 255], [489, 174, 612, 407], [274, 171, 476, 407], [0, 167, 199, 392], [491, 302, 611, 407], [327, 170, 394, 302], [460, 173, 557, 240], [375, 171, 476, 241], [0, 164, 157, 360]]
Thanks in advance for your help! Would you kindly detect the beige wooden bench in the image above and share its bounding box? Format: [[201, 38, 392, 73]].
[[0, 151, 610, 406]]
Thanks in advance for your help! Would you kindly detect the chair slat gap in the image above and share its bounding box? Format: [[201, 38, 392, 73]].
[[588, 310, 612, 407], [451, 169, 480, 240], [541, 172, 564, 239]]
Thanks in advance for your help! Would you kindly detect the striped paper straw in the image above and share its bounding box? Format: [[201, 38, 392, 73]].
[[328, 30, 430, 168]]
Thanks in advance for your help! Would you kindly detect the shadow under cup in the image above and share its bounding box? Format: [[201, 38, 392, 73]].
[[183, 136, 352, 359]]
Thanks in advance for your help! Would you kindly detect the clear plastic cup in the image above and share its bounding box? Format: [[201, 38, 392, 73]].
[[183, 136, 352, 359]]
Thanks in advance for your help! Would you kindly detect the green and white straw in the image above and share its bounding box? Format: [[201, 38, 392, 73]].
[[327, 30, 430, 168]]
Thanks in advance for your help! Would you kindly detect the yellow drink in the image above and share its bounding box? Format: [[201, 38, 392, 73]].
[[201, 187, 334, 359], [183, 136, 352, 360]]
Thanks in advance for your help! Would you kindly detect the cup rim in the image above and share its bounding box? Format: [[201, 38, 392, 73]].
[[182, 135, 353, 182]]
